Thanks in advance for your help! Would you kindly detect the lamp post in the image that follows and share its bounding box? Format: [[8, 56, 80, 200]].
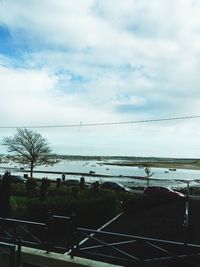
[[183, 180, 190, 243]]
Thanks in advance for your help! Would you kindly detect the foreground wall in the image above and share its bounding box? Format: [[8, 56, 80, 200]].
[[21, 247, 121, 267]]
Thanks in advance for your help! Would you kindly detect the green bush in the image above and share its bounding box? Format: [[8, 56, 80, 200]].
[[11, 184, 27, 196], [11, 188, 119, 228], [10, 196, 29, 218], [26, 178, 38, 197], [48, 184, 74, 197], [73, 193, 118, 227]]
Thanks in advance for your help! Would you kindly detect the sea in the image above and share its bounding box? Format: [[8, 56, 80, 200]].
[[1, 159, 200, 189]]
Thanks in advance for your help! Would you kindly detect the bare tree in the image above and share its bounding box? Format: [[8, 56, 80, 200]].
[[2, 128, 58, 177], [144, 166, 154, 187]]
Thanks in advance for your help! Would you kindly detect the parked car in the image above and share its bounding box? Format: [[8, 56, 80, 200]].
[[101, 182, 132, 192], [143, 186, 184, 199], [0, 174, 26, 184]]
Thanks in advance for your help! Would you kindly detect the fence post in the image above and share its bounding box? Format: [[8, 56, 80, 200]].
[[12, 224, 17, 244], [16, 237, 22, 267], [9, 245, 16, 267], [70, 212, 77, 258], [45, 211, 53, 254]]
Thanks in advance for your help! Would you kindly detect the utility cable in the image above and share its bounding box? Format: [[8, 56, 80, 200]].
[[0, 115, 199, 129]]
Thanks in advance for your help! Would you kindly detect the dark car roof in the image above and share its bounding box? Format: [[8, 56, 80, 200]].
[[144, 186, 171, 190], [102, 182, 124, 187], [0, 174, 26, 183], [101, 181, 132, 192]]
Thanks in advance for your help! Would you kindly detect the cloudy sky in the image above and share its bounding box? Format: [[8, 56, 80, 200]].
[[0, 0, 200, 157]]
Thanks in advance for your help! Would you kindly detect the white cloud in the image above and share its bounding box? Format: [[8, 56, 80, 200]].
[[0, 0, 200, 156]]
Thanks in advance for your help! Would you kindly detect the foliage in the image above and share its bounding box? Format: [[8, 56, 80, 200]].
[[144, 166, 154, 187], [2, 128, 58, 177], [39, 177, 50, 201], [11, 183, 27, 196], [10, 196, 28, 218], [10, 186, 119, 227], [0, 172, 12, 217], [48, 184, 72, 196], [26, 177, 38, 197]]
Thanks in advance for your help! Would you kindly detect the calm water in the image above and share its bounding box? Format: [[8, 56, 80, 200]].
[[1, 160, 200, 188]]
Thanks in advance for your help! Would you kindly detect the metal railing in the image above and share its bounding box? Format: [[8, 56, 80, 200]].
[[72, 228, 200, 266], [0, 215, 73, 254], [47, 214, 75, 253], [1, 214, 200, 266], [0, 240, 21, 267]]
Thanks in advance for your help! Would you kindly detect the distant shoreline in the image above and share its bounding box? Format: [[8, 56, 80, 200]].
[[103, 162, 200, 170]]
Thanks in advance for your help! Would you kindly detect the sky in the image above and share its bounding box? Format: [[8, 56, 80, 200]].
[[0, 0, 200, 157]]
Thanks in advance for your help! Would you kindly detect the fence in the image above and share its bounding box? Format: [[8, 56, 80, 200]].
[[0, 215, 200, 266], [72, 228, 200, 266], [0, 215, 73, 254], [0, 241, 21, 267]]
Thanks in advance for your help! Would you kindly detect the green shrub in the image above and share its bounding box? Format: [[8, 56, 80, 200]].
[[15, 188, 118, 227], [11, 184, 26, 196], [73, 193, 118, 227], [10, 185, 120, 228], [48, 184, 72, 197], [10, 196, 29, 218], [26, 178, 38, 197]]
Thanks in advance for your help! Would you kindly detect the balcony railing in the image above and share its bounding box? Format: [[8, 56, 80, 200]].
[[0, 215, 200, 266]]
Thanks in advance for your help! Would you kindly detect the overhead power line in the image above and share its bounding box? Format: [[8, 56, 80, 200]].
[[0, 115, 200, 129]]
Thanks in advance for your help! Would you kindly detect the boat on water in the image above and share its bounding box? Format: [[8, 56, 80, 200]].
[[169, 168, 176, 171]]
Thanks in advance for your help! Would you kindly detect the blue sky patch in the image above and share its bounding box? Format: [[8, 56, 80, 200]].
[[0, 25, 33, 59], [0, 25, 15, 56], [115, 98, 170, 115]]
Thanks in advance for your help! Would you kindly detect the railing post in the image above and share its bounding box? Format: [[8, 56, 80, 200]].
[[9, 245, 16, 267], [45, 211, 53, 254], [12, 223, 17, 244], [70, 212, 77, 258], [16, 237, 22, 267]]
